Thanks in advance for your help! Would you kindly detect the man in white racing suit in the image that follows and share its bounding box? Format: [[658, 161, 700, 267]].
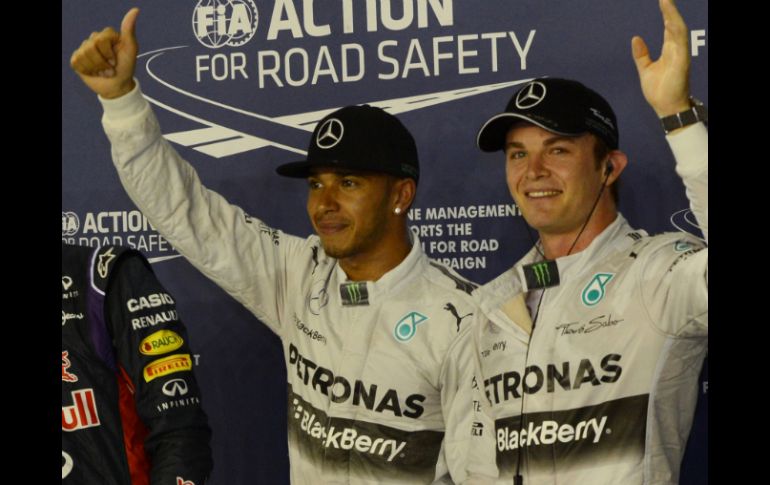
[[462, 0, 707, 483], [69, 8, 480, 484]]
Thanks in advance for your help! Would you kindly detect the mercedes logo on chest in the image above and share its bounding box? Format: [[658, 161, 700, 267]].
[[316, 118, 344, 149]]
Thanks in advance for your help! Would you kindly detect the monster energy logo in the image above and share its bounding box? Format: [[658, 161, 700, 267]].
[[523, 260, 560, 289], [347, 284, 362, 303], [340, 282, 369, 306], [533, 263, 550, 286]]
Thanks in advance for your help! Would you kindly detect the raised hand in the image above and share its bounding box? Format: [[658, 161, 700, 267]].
[[631, 0, 691, 117], [70, 8, 140, 99]]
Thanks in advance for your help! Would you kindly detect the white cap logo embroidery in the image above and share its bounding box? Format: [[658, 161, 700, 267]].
[[316, 118, 344, 149], [515, 82, 547, 109]]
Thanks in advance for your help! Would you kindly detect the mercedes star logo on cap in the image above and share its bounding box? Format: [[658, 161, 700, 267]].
[[515, 81, 547, 109], [316, 118, 344, 149]]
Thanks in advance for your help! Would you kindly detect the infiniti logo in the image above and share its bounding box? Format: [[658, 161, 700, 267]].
[[316, 119, 344, 149], [162, 378, 189, 397], [515, 81, 547, 109]]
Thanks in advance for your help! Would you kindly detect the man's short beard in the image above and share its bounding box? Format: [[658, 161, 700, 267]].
[[319, 234, 373, 260], [320, 241, 349, 259]]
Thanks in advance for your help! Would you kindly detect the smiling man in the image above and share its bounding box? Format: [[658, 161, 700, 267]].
[[465, 0, 708, 483], [275, 104, 420, 282], [70, 8, 480, 485]]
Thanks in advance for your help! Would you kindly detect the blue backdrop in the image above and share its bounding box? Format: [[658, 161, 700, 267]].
[[62, 1, 708, 483]]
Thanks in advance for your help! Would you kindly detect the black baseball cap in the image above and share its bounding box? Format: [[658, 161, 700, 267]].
[[276, 105, 420, 183], [476, 78, 619, 152]]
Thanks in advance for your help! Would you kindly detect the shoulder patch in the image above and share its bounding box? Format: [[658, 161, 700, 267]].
[[674, 239, 698, 252], [668, 245, 706, 272], [429, 261, 478, 295]]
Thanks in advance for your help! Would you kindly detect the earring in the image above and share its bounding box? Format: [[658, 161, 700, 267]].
[[394, 207, 402, 215]]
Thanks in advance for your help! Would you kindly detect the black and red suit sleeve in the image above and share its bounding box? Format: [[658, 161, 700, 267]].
[[105, 250, 214, 485]]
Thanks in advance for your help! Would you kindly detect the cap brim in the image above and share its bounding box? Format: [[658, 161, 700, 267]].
[[276, 159, 396, 179], [275, 160, 314, 178], [476, 113, 580, 152]]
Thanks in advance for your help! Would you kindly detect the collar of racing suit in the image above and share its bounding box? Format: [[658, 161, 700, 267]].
[[333, 232, 426, 306], [473, 213, 647, 336]]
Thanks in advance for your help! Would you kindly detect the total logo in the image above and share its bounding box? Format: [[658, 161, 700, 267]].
[[193, 0, 258, 48]]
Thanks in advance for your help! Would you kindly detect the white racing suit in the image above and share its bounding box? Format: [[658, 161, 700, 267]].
[[99, 84, 481, 484], [465, 124, 708, 484]]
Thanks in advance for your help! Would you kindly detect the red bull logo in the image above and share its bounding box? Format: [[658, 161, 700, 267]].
[[62, 389, 100, 432], [61, 351, 78, 383]]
